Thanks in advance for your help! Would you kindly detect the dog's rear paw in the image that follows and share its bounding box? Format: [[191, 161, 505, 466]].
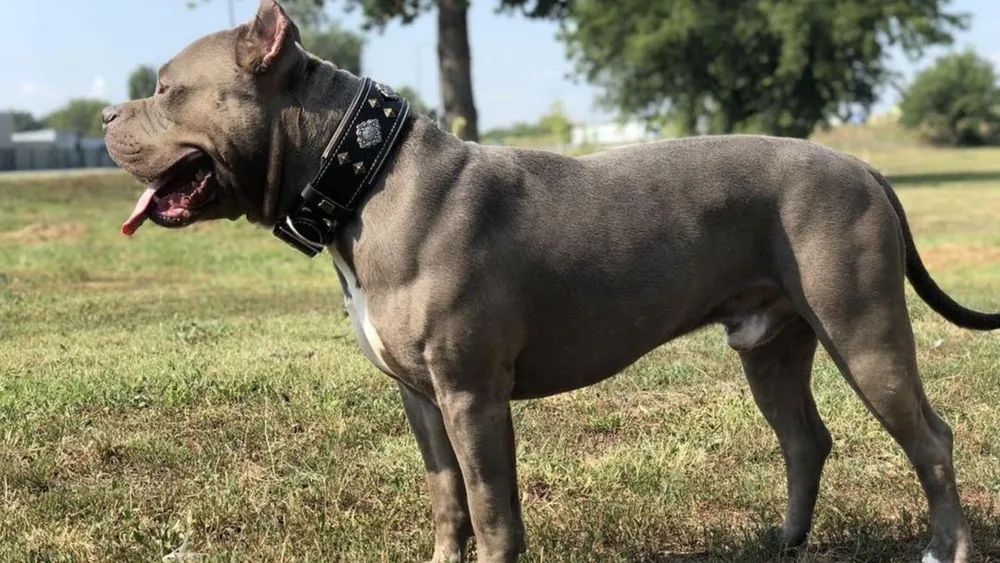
[[922, 533, 971, 563]]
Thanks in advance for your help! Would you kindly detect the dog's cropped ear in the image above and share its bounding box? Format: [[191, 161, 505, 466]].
[[237, 0, 302, 74]]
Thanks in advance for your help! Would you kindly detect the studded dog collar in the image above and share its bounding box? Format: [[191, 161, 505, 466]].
[[273, 77, 412, 257]]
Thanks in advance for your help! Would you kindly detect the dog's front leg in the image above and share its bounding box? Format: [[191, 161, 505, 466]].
[[399, 383, 474, 562], [431, 374, 523, 563]]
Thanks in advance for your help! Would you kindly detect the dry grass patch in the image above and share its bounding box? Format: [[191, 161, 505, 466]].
[[0, 221, 87, 244]]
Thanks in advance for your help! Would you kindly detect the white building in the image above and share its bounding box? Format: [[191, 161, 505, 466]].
[[570, 120, 662, 147], [11, 128, 82, 148]]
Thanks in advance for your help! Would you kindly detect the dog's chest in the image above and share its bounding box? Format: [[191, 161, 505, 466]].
[[330, 249, 398, 378]]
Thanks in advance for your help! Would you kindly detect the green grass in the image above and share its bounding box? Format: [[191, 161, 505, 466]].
[[1, 144, 999, 562]]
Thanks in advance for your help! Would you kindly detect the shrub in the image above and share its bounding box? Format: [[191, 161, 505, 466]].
[[899, 50, 1000, 146]]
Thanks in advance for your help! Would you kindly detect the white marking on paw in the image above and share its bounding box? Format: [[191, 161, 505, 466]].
[[921, 552, 943, 563], [331, 248, 397, 377]]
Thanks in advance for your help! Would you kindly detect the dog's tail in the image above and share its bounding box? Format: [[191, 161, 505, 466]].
[[867, 165, 1000, 330]]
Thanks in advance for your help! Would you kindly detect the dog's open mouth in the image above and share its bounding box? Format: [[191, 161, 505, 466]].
[[121, 152, 218, 236]]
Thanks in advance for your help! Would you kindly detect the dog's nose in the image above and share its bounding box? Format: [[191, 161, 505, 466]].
[[101, 105, 120, 129]]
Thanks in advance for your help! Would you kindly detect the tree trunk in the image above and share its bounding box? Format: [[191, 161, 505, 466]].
[[719, 111, 736, 134], [437, 0, 479, 142], [681, 109, 699, 136]]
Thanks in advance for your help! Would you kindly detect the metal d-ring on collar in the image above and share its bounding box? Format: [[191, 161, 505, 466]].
[[273, 77, 412, 257]]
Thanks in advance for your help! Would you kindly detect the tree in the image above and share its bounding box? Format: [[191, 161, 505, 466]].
[[899, 50, 1000, 146], [538, 100, 571, 143], [128, 65, 159, 100], [128, 65, 158, 100], [43, 99, 109, 136], [300, 21, 364, 75], [561, 0, 967, 138], [337, 0, 572, 142], [481, 99, 572, 145], [9, 110, 44, 132], [395, 86, 433, 116]]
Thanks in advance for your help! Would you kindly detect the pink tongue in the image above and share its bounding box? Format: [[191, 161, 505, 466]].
[[121, 187, 158, 236]]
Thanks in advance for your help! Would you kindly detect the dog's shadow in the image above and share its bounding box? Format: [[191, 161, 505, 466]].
[[620, 515, 1000, 563], [888, 170, 1000, 187]]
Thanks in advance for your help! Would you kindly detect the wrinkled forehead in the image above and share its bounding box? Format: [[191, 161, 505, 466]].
[[159, 27, 243, 83]]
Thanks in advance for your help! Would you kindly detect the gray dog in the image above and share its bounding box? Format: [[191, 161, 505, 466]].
[[102, 1, 999, 561]]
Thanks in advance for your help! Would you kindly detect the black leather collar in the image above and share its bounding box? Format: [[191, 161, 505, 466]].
[[273, 77, 411, 257]]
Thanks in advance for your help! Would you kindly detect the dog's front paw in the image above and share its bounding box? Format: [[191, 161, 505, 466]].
[[757, 525, 808, 553]]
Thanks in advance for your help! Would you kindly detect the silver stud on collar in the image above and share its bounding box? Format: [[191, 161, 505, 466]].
[[374, 82, 396, 98], [356, 119, 382, 149], [336, 152, 351, 165], [353, 161, 367, 175]]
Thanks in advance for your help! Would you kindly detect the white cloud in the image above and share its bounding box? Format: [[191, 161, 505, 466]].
[[13, 80, 61, 113], [17, 80, 57, 98], [17, 81, 40, 96], [89, 75, 108, 98]]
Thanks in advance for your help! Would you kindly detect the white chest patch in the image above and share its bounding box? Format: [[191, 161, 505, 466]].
[[921, 552, 942, 563], [330, 249, 397, 377]]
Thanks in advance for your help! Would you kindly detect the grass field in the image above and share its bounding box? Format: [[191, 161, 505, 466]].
[[1, 142, 999, 562]]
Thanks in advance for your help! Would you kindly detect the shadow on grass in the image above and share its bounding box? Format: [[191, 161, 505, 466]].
[[626, 511, 1000, 562], [888, 170, 1000, 187]]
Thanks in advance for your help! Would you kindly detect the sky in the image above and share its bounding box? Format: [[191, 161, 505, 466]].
[[0, 0, 998, 131]]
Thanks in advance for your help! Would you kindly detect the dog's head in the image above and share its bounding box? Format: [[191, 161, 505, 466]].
[[104, 0, 306, 236]]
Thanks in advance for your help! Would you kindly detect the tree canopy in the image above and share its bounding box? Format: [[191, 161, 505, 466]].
[[395, 85, 432, 116], [482, 99, 573, 145], [128, 65, 159, 100], [899, 50, 1000, 146], [560, 0, 968, 138], [43, 99, 110, 137], [300, 21, 365, 74], [10, 110, 45, 132]]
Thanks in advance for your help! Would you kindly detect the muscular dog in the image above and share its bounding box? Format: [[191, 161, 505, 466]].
[[103, 2, 999, 561]]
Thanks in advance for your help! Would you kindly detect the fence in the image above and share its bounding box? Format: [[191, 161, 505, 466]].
[[0, 146, 117, 173]]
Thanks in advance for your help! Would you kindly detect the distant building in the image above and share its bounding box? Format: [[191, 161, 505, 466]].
[[0, 112, 12, 149], [0, 112, 13, 170], [11, 128, 81, 148], [8, 128, 114, 171], [570, 120, 662, 147]]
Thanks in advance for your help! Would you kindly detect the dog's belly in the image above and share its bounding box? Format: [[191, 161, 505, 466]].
[[510, 281, 795, 399], [331, 249, 398, 378], [509, 304, 694, 398]]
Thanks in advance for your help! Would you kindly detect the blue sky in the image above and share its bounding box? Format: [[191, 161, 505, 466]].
[[1, 0, 997, 131]]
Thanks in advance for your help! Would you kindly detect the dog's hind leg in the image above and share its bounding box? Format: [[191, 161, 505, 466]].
[[736, 316, 831, 548], [781, 196, 971, 563], [811, 311, 969, 563], [399, 383, 474, 563]]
